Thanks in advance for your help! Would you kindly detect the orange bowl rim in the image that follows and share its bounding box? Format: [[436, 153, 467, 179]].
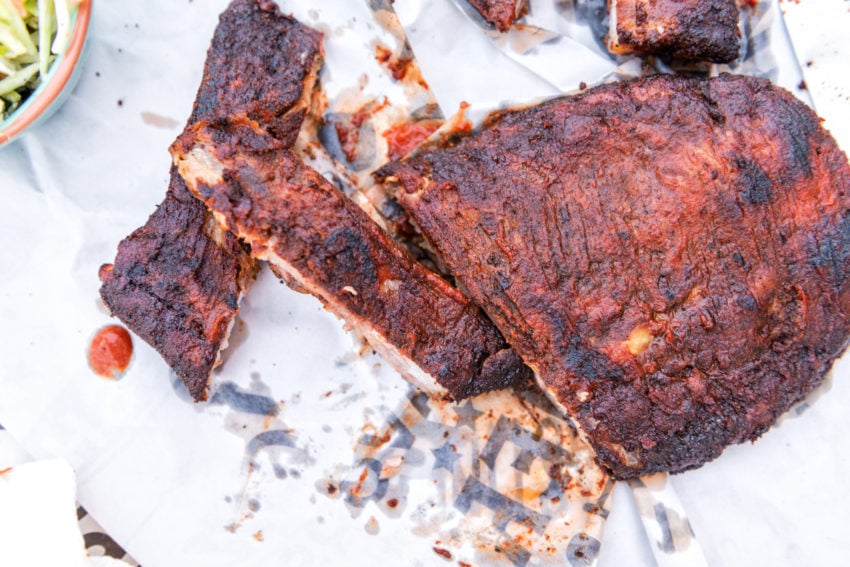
[[0, 1, 93, 145]]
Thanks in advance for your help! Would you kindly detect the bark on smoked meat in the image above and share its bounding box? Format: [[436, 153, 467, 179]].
[[172, 117, 530, 400], [98, 170, 255, 400], [381, 74, 850, 477], [608, 0, 741, 63], [99, 0, 323, 401], [468, 0, 528, 32]]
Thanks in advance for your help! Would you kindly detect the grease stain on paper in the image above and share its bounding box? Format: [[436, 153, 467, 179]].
[[141, 111, 180, 129], [210, 375, 317, 533], [316, 386, 613, 566]]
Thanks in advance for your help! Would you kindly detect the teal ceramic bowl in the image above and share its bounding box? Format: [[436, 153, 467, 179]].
[[0, 0, 93, 148]]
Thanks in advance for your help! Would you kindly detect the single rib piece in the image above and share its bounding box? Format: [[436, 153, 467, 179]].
[[467, 0, 529, 32], [607, 0, 741, 62], [99, 169, 256, 400], [172, 117, 531, 400], [381, 74, 850, 477], [99, 0, 323, 400], [186, 0, 324, 145]]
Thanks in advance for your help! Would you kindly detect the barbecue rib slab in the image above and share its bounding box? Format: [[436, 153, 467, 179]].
[[608, 0, 741, 63], [467, 0, 529, 32], [172, 117, 531, 400], [380, 74, 850, 477], [99, 0, 323, 401]]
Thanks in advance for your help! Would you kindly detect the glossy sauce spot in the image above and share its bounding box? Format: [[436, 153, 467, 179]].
[[88, 325, 133, 379], [384, 121, 441, 162]]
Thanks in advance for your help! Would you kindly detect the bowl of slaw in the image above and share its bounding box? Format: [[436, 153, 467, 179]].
[[0, 0, 92, 148]]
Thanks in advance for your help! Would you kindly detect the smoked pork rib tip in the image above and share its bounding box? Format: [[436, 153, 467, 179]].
[[467, 0, 529, 32], [607, 0, 741, 62], [380, 74, 850, 477], [99, 170, 256, 399], [99, 0, 323, 401], [185, 0, 323, 146], [173, 117, 531, 401]]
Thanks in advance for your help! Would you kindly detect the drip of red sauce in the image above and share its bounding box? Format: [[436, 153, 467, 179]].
[[335, 101, 389, 164], [384, 121, 441, 162], [88, 325, 133, 379], [335, 121, 361, 164]]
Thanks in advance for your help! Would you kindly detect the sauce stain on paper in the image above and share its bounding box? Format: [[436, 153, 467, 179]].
[[384, 120, 441, 161], [88, 325, 133, 379]]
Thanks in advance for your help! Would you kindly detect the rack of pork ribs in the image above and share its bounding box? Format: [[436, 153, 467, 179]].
[[102, 0, 850, 479], [99, 0, 530, 404]]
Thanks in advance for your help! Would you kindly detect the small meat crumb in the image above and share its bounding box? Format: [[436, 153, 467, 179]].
[[433, 547, 453, 560]]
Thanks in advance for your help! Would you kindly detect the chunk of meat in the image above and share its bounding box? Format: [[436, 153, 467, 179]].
[[380, 74, 850, 477], [186, 0, 324, 145], [608, 0, 741, 62], [99, 0, 323, 400], [467, 0, 529, 32], [99, 170, 256, 400], [172, 117, 532, 400]]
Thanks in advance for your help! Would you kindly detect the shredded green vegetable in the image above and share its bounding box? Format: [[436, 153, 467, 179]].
[[0, 0, 72, 121]]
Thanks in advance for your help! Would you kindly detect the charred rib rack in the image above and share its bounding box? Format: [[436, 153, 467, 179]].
[[381, 74, 850, 477], [172, 117, 531, 400]]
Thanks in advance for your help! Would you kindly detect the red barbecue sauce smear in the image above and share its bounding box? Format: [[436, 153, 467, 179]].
[[88, 325, 133, 379], [385, 121, 441, 162]]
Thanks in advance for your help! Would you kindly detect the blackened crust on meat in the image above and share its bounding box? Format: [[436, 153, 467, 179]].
[[99, 0, 324, 400], [99, 169, 256, 401], [467, 0, 529, 32], [189, 0, 324, 144], [608, 0, 741, 63], [381, 74, 850, 478], [172, 118, 533, 401]]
